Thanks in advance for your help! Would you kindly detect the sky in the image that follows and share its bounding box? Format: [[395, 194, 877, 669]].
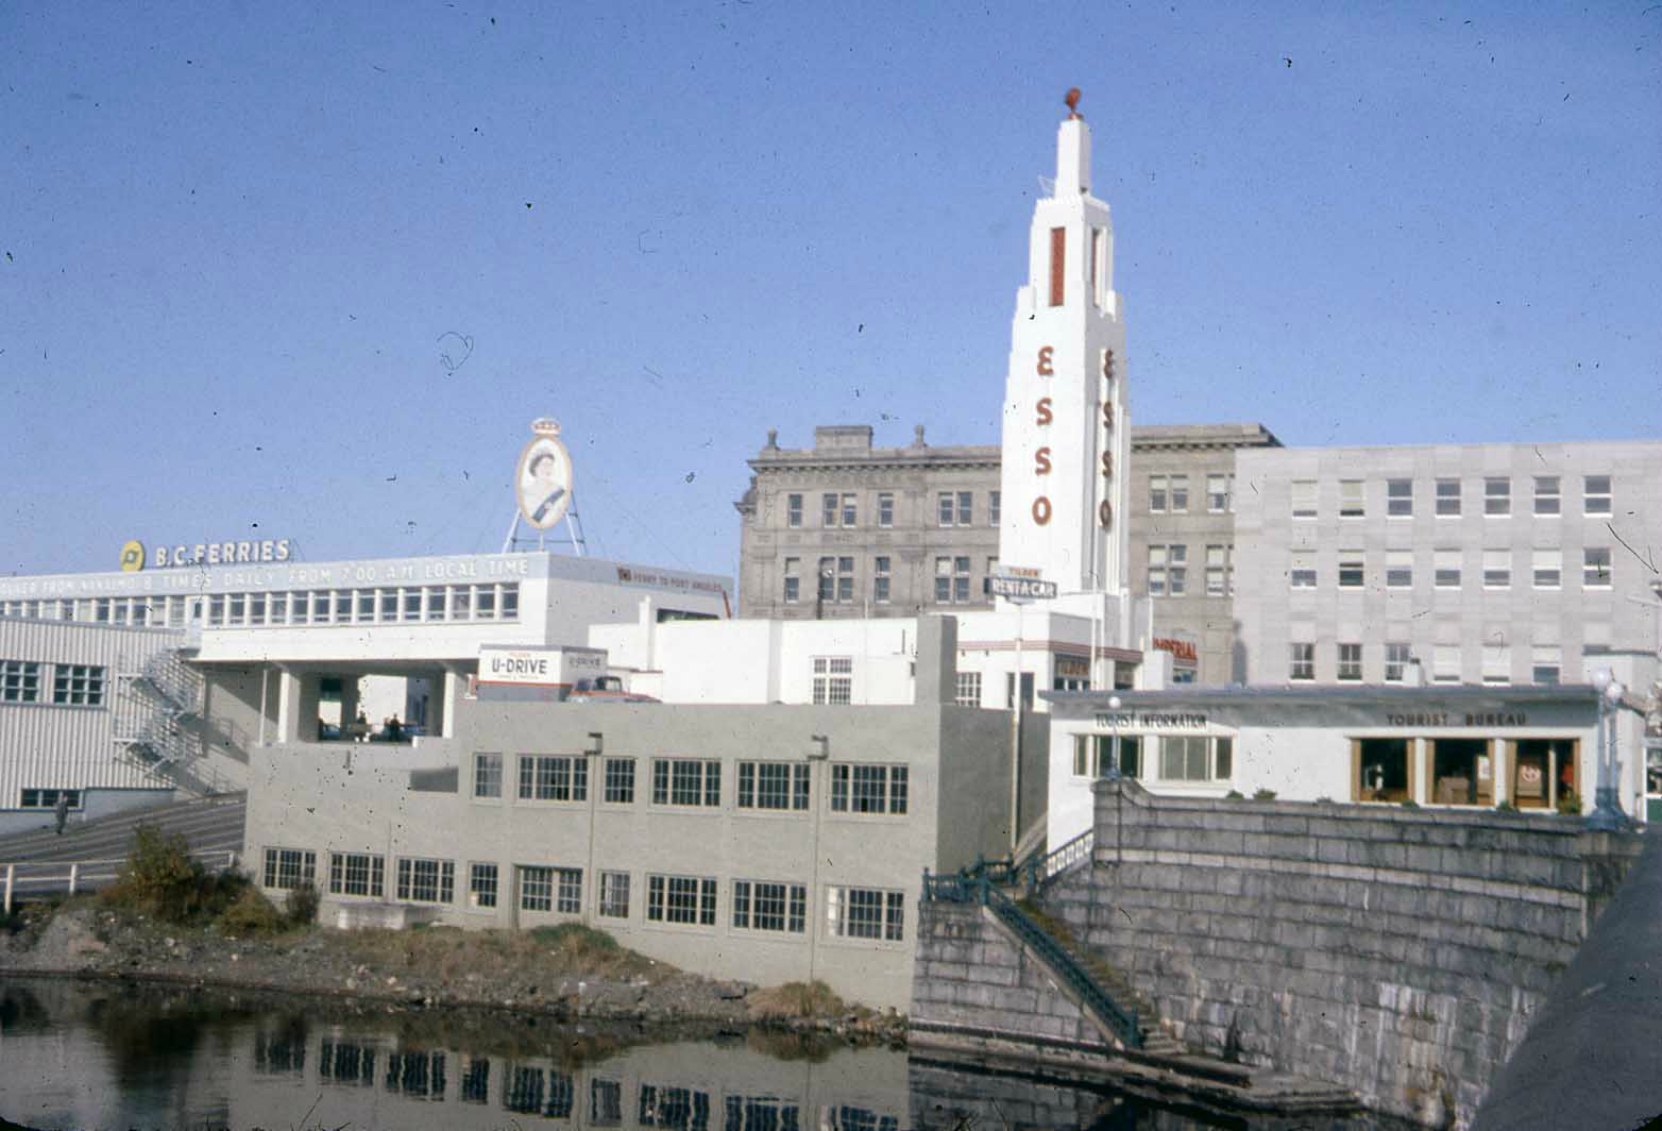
[[3, 2, 1659, 581]]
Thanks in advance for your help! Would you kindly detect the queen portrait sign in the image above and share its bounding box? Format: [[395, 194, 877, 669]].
[[514, 419, 575, 531]]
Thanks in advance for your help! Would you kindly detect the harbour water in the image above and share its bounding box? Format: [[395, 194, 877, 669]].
[[0, 978, 1403, 1130]]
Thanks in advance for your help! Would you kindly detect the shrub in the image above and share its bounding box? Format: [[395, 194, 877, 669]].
[[1400, 798, 1420, 809], [1495, 800, 1518, 813], [1252, 788, 1278, 801], [101, 825, 212, 923], [220, 886, 284, 937], [1556, 789, 1582, 816], [1224, 789, 1244, 800], [285, 882, 321, 927]]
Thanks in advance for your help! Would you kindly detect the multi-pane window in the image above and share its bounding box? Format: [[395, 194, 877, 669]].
[[1386, 478, 1412, 517], [829, 763, 908, 814], [956, 490, 972, 525], [937, 492, 955, 526], [19, 788, 82, 810], [1289, 552, 1317, 589], [1384, 643, 1412, 683], [598, 871, 630, 918], [935, 491, 973, 527], [840, 493, 857, 527], [262, 848, 316, 890], [646, 874, 717, 925], [1148, 545, 1186, 596], [1385, 551, 1413, 589], [1484, 477, 1511, 516], [786, 494, 803, 528], [469, 863, 498, 909], [1169, 476, 1189, 513], [52, 665, 105, 706], [826, 886, 905, 941], [1338, 480, 1364, 518], [736, 761, 810, 811], [1435, 478, 1461, 516], [1337, 551, 1364, 589], [1337, 643, 1362, 681], [821, 493, 838, 528], [0, 661, 42, 703], [603, 757, 635, 804], [1289, 643, 1315, 681], [1483, 550, 1511, 589], [650, 758, 722, 807], [518, 755, 588, 802], [1583, 547, 1612, 588], [812, 656, 853, 704], [1532, 550, 1561, 589], [934, 556, 971, 603], [1290, 480, 1317, 519], [732, 880, 807, 933], [819, 556, 855, 604], [1207, 474, 1232, 513], [872, 557, 891, 604], [1584, 475, 1612, 516], [1149, 475, 1170, 513], [877, 492, 894, 528], [954, 672, 982, 708], [1534, 476, 1561, 516], [474, 753, 502, 798], [988, 490, 1001, 525], [396, 858, 455, 904], [1204, 545, 1233, 597], [782, 558, 800, 604], [1434, 550, 1462, 588], [1159, 735, 1233, 781], [518, 866, 583, 914], [328, 852, 385, 898]]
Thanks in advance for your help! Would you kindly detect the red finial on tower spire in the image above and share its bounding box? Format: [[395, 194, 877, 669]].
[[1065, 87, 1082, 119]]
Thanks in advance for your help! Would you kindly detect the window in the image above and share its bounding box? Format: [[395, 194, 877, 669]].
[[1483, 550, 1511, 589], [1290, 480, 1317, 519], [827, 886, 904, 941], [1159, 735, 1233, 782], [1207, 473, 1232, 513], [1532, 549, 1561, 589], [1386, 478, 1412, 517], [782, 558, 800, 604], [592, 1078, 623, 1124], [937, 492, 955, 526], [646, 874, 717, 925], [328, 852, 385, 898], [517, 755, 588, 802], [640, 1085, 712, 1130], [473, 753, 502, 798], [1484, 477, 1511, 516], [1149, 475, 1170, 513], [956, 491, 972, 525], [1337, 552, 1364, 589], [819, 556, 854, 604], [19, 788, 82, 810], [1289, 551, 1316, 589], [262, 848, 316, 890], [0, 661, 42, 703], [651, 758, 722, 807], [52, 665, 105, 706], [821, 493, 838, 528], [1338, 480, 1364, 518], [830, 763, 908, 814], [1205, 545, 1233, 597], [377, 588, 396, 620], [1072, 735, 1142, 779], [872, 557, 891, 604], [1584, 475, 1612, 516], [598, 871, 630, 918], [1384, 643, 1412, 683], [736, 761, 810, 811], [1432, 646, 1461, 684], [469, 863, 498, 909], [1482, 646, 1510, 685], [812, 656, 853, 705], [732, 880, 807, 933], [1534, 476, 1561, 516], [954, 671, 981, 707], [1169, 476, 1189, 513], [519, 865, 582, 914], [1583, 547, 1612, 588], [988, 490, 1001, 525], [1434, 550, 1462, 589], [840, 493, 857, 527], [1386, 551, 1413, 589], [786, 494, 803, 528], [1357, 738, 1411, 803], [932, 556, 971, 603], [1435, 478, 1461, 517], [1289, 643, 1314, 681], [877, 492, 894, 528], [1531, 646, 1561, 685], [396, 858, 455, 904], [603, 757, 635, 804], [1337, 643, 1362, 681], [1148, 544, 1186, 596]]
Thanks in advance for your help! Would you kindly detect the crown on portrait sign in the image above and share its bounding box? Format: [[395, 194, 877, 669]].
[[531, 418, 562, 437]]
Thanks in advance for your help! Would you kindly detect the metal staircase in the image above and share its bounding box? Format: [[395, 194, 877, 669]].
[[113, 648, 238, 794]]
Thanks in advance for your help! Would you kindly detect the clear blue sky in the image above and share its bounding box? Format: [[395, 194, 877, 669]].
[[4, 3, 1658, 580]]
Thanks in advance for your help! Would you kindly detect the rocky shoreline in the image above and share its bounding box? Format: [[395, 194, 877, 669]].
[[0, 901, 908, 1046]]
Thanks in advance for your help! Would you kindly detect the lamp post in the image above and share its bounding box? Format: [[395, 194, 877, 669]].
[[1105, 694, 1124, 779], [1588, 669, 1629, 831]]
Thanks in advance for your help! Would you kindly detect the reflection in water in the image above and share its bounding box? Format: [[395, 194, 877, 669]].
[[0, 979, 1399, 1130]]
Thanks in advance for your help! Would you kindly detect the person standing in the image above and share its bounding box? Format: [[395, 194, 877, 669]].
[[53, 792, 70, 836]]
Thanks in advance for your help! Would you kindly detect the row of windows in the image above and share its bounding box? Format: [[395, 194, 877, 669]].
[[276, 849, 906, 941], [1148, 473, 1234, 514], [1071, 734, 1233, 783], [1288, 642, 1565, 685], [1147, 544, 1235, 598], [785, 490, 1000, 530], [473, 754, 908, 815], [1285, 547, 1613, 591], [1287, 474, 1613, 520], [18, 788, 83, 811], [0, 661, 105, 707], [0, 583, 523, 629], [781, 557, 1001, 607]]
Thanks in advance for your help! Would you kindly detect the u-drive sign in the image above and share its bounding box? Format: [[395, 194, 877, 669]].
[[988, 573, 1058, 600]]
